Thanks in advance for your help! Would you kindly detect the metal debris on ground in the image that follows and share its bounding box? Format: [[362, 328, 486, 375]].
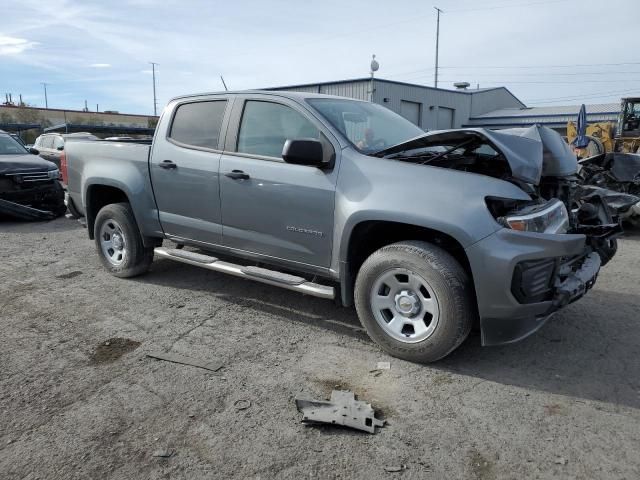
[[384, 465, 408, 472], [233, 399, 251, 411], [295, 390, 385, 434], [152, 449, 175, 458], [376, 361, 391, 370], [554, 457, 568, 465], [146, 352, 223, 372], [0, 198, 56, 221]]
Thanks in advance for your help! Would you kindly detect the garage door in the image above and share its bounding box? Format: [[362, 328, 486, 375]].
[[400, 100, 421, 126], [437, 107, 455, 129]]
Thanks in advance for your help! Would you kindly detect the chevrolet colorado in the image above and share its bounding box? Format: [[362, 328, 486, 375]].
[[65, 91, 622, 362]]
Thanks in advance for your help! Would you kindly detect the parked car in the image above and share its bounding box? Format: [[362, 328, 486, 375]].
[[33, 132, 98, 169], [0, 129, 65, 219], [64, 91, 622, 362]]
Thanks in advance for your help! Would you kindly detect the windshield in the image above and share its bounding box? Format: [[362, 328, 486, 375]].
[[307, 98, 424, 154], [0, 134, 29, 155]]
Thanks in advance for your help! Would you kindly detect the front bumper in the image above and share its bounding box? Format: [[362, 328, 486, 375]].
[[465, 228, 602, 346]]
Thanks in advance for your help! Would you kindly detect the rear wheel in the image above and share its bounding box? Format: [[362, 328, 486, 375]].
[[354, 241, 474, 363], [94, 202, 154, 277]]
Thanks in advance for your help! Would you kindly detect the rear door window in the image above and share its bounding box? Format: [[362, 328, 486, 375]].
[[236, 101, 319, 158], [169, 100, 227, 149]]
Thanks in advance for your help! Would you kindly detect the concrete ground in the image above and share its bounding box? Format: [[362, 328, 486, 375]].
[[0, 217, 639, 480]]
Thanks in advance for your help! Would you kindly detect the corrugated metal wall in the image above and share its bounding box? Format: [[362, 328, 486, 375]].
[[269, 80, 524, 131], [372, 81, 471, 129], [469, 89, 525, 116]]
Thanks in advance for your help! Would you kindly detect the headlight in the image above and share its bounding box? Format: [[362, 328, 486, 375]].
[[504, 199, 569, 234], [48, 169, 60, 179]]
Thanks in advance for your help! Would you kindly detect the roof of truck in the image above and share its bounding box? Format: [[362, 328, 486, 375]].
[[169, 90, 363, 103]]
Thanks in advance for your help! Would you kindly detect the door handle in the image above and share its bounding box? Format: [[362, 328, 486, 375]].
[[225, 170, 250, 180], [159, 160, 177, 169]]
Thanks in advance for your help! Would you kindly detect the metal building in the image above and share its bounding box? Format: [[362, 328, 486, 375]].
[[266, 78, 525, 130], [463, 103, 619, 134]]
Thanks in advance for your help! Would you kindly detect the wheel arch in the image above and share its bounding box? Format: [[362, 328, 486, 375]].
[[85, 182, 133, 240], [339, 219, 475, 308]]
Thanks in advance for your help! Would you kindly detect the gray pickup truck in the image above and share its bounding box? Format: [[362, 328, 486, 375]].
[[65, 90, 621, 362]]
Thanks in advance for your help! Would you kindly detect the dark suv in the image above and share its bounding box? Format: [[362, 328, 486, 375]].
[[0, 130, 65, 219], [33, 132, 97, 168]]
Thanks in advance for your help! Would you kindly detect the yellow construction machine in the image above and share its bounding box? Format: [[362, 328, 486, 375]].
[[567, 97, 640, 154]]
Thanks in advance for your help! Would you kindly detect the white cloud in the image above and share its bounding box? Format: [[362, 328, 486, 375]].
[[0, 34, 37, 55], [89, 63, 111, 68]]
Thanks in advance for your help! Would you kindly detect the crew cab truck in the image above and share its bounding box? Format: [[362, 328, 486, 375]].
[[65, 91, 621, 362]]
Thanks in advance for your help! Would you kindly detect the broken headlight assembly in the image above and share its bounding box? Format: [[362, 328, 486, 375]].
[[487, 198, 569, 234]]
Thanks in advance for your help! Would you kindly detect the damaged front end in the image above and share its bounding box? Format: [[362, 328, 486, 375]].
[[485, 126, 626, 317], [378, 125, 629, 345]]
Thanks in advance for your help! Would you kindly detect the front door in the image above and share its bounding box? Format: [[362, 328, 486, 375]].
[[150, 98, 230, 245], [219, 97, 338, 268]]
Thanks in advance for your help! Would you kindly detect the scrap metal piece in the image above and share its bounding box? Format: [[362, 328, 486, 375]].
[[295, 390, 384, 434], [146, 352, 223, 372], [0, 198, 55, 221]]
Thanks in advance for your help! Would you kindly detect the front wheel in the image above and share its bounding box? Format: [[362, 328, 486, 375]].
[[354, 241, 475, 363], [94, 202, 154, 278]]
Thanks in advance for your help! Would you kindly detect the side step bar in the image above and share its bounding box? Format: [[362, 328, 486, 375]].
[[154, 247, 335, 300]]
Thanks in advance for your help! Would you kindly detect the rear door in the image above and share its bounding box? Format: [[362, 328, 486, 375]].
[[150, 96, 232, 245], [219, 95, 339, 268]]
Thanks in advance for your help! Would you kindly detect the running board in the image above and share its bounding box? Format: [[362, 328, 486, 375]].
[[154, 247, 335, 300]]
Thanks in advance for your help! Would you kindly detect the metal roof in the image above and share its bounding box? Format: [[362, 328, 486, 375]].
[[470, 103, 619, 119], [464, 103, 620, 129], [264, 77, 523, 100]]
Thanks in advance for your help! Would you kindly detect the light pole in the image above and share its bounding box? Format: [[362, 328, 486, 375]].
[[149, 62, 158, 116], [369, 54, 379, 102], [41, 82, 49, 108], [434, 7, 443, 88]]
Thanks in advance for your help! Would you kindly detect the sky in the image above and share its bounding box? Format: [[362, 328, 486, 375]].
[[1, 0, 639, 115]]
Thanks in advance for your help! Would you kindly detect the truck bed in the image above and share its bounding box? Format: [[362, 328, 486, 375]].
[[65, 140, 161, 237]]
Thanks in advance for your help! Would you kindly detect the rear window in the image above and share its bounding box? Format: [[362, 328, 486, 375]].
[[53, 136, 64, 149], [41, 136, 54, 148], [169, 100, 227, 149]]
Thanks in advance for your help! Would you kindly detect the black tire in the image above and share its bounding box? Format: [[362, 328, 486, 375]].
[[94, 202, 154, 278], [354, 241, 475, 363]]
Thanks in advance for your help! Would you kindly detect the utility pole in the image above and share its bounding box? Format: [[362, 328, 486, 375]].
[[149, 62, 158, 116], [41, 82, 49, 108], [434, 7, 443, 88]]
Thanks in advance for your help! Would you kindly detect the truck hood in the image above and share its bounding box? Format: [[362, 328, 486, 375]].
[[0, 154, 58, 174], [375, 126, 577, 185]]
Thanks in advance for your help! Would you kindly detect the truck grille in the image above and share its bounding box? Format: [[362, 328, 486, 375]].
[[4, 171, 52, 183]]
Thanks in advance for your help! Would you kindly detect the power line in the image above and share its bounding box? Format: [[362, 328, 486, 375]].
[[447, 0, 570, 12], [437, 79, 638, 84], [438, 62, 640, 69]]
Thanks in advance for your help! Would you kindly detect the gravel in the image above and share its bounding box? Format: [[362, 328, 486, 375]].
[[1, 217, 639, 479]]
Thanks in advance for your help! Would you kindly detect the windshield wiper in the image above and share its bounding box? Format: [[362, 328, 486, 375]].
[[418, 138, 475, 165]]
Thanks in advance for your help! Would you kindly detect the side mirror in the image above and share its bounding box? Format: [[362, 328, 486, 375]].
[[29, 147, 40, 155], [56, 146, 64, 151], [282, 139, 325, 167]]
